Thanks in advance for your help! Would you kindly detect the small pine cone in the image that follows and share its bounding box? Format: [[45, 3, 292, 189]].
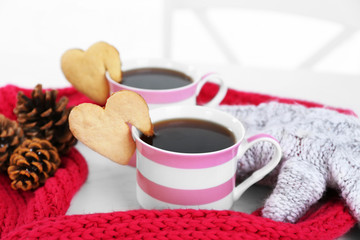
[[14, 84, 77, 155], [0, 114, 24, 170], [8, 138, 61, 191]]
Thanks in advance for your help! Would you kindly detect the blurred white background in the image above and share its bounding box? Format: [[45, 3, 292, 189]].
[[0, 0, 359, 85], [1, 0, 360, 114], [1, 1, 360, 238]]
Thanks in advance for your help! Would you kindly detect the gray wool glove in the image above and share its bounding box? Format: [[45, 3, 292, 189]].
[[219, 102, 360, 223]]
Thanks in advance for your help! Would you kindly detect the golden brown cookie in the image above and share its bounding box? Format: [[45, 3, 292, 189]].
[[68, 90, 153, 165], [61, 41, 122, 105]]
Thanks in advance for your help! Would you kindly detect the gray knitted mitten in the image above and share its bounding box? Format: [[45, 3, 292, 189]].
[[219, 102, 360, 223]]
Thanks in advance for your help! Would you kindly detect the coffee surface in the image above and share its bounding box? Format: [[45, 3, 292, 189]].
[[121, 67, 193, 90], [140, 118, 235, 153]]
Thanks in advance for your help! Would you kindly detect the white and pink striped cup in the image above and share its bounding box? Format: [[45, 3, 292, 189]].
[[106, 59, 227, 109], [132, 105, 282, 210]]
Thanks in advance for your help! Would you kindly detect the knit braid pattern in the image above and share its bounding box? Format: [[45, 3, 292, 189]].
[[0, 84, 356, 240], [219, 102, 360, 223], [2, 201, 355, 240], [0, 85, 89, 238]]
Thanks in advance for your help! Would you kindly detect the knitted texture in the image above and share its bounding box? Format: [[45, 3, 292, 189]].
[[219, 102, 360, 223], [0, 85, 89, 238], [0, 84, 356, 240], [1, 202, 354, 240]]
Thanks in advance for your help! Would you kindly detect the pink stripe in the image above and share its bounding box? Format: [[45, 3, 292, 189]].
[[108, 79, 197, 104], [248, 133, 279, 143], [200, 72, 217, 80], [136, 140, 241, 169], [137, 169, 234, 205]]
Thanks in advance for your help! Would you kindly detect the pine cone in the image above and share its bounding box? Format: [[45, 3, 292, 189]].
[[0, 114, 24, 170], [14, 84, 77, 155], [8, 138, 61, 191]]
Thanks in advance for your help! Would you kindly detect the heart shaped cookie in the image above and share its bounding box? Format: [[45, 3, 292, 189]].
[[69, 90, 153, 165], [61, 41, 122, 105]]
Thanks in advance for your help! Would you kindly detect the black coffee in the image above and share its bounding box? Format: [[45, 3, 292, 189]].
[[140, 118, 236, 153], [121, 67, 193, 90]]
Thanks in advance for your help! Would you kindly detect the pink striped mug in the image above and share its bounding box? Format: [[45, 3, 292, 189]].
[[132, 105, 282, 210], [106, 59, 227, 109]]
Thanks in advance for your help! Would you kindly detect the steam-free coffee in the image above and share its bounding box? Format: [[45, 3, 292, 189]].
[[121, 67, 193, 90], [140, 118, 235, 153]]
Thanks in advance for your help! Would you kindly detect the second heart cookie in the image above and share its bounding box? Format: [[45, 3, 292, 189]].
[[61, 41, 122, 105]]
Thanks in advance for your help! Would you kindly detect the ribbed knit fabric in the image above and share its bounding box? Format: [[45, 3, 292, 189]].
[[0, 84, 356, 240], [218, 102, 360, 223], [0, 85, 89, 238]]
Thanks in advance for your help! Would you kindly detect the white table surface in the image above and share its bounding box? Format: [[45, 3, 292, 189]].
[[2, 64, 360, 239]]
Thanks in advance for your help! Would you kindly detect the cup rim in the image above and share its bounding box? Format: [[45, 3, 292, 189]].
[[132, 105, 245, 156], [106, 59, 203, 93]]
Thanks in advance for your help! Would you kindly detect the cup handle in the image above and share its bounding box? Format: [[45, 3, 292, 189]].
[[233, 134, 282, 201], [196, 72, 228, 107]]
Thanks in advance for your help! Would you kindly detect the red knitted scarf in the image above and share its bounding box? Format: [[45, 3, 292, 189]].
[[0, 84, 356, 240]]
